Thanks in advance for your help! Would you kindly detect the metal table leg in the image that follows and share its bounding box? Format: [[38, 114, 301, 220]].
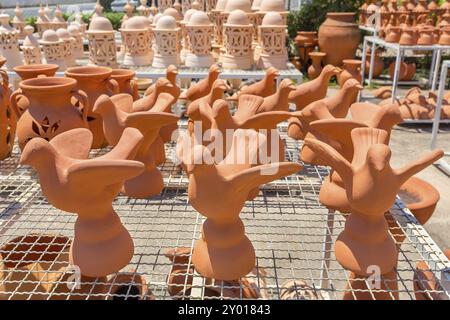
[[391, 47, 403, 104], [432, 49, 443, 92], [429, 49, 437, 89], [359, 38, 369, 102], [368, 41, 376, 86]]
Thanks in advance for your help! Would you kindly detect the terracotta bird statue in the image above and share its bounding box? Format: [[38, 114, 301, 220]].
[[20, 127, 145, 277], [93, 93, 179, 198], [256, 79, 297, 113], [180, 64, 221, 102], [177, 128, 302, 280], [144, 65, 180, 99], [229, 67, 280, 101], [134, 78, 176, 112]]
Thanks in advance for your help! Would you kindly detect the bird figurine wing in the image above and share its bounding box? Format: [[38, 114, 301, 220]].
[[239, 111, 291, 130], [234, 94, 265, 121], [97, 127, 143, 161], [304, 138, 353, 185], [49, 128, 93, 160], [150, 93, 176, 113], [394, 149, 444, 185], [125, 111, 179, 133], [110, 93, 134, 113]]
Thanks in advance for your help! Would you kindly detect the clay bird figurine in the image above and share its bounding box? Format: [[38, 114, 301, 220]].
[[229, 67, 280, 101], [144, 65, 180, 100], [304, 127, 443, 278], [93, 93, 180, 198], [179, 64, 221, 102], [178, 129, 302, 280], [134, 78, 176, 112], [20, 127, 145, 277], [256, 79, 297, 113]]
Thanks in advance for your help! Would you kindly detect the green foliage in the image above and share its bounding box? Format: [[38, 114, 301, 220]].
[[287, 0, 364, 39], [105, 12, 125, 30], [25, 16, 37, 31]]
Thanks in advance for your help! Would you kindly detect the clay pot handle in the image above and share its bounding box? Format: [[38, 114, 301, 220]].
[[130, 79, 139, 100], [9, 89, 24, 119], [71, 89, 90, 123], [107, 78, 120, 95]]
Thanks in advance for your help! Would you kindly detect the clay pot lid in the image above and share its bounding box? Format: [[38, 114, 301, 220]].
[[153, 13, 163, 26], [56, 28, 72, 40], [428, 0, 439, 10], [191, 1, 202, 10], [188, 11, 212, 26], [19, 76, 77, 93], [155, 15, 178, 30], [343, 59, 362, 66], [163, 8, 182, 21], [111, 68, 136, 80], [226, 9, 251, 25], [252, 0, 263, 11], [122, 16, 151, 30], [326, 12, 356, 23], [309, 52, 326, 58], [224, 0, 252, 13], [183, 9, 198, 22], [214, 0, 228, 11], [65, 66, 113, 80], [87, 17, 114, 33], [259, 0, 286, 12], [261, 12, 285, 26], [40, 29, 62, 44], [14, 64, 60, 79], [22, 26, 39, 47]]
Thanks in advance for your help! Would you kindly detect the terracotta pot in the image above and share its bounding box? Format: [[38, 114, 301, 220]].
[[388, 61, 415, 81], [318, 13, 360, 66], [307, 52, 326, 80], [65, 66, 120, 149], [295, 31, 318, 63], [10, 77, 89, 150], [343, 271, 399, 300], [304, 127, 443, 280], [0, 70, 16, 160], [20, 128, 145, 277], [439, 26, 450, 45], [111, 69, 139, 101], [13, 64, 59, 80], [364, 50, 383, 78], [433, 28, 441, 44], [385, 26, 402, 43], [399, 176, 440, 224], [338, 59, 362, 87], [417, 28, 434, 45], [0, 57, 6, 68], [399, 27, 418, 45]]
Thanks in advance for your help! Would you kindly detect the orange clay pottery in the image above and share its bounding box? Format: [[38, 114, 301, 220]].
[[0, 70, 16, 160], [0, 57, 5, 68], [20, 128, 145, 277], [111, 69, 139, 101], [304, 127, 443, 299], [180, 64, 221, 101], [93, 93, 179, 198], [65, 66, 120, 149], [230, 67, 279, 101], [399, 27, 418, 45], [144, 65, 180, 100], [178, 129, 302, 280], [337, 59, 363, 87], [364, 49, 383, 78], [318, 13, 360, 66], [385, 26, 402, 43], [438, 26, 450, 45], [310, 102, 403, 213], [288, 65, 341, 140], [294, 31, 318, 63], [417, 28, 434, 45], [258, 79, 297, 114], [307, 52, 326, 80], [10, 77, 89, 150], [388, 61, 416, 81]]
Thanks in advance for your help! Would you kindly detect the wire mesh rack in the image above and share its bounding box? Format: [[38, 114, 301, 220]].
[[0, 123, 449, 300]]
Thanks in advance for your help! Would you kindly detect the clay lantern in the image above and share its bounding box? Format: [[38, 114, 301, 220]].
[[92, 0, 105, 18], [120, 16, 154, 66], [0, 70, 15, 160], [257, 12, 288, 70], [256, 0, 288, 34], [11, 4, 26, 38], [181, 0, 192, 14], [163, 7, 183, 26], [222, 0, 254, 37], [137, 0, 151, 17], [51, 6, 68, 30], [210, 0, 228, 47], [159, 0, 173, 13], [122, 0, 135, 25], [72, 12, 87, 34], [67, 24, 84, 59], [40, 29, 66, 70], [56, 28, 76, 68], [152, 16, 181, 68], [180, 9, 198, 64], [0, 11, 22, 70], [174, 0, 183, 14], [20, 26, 42, 65], [36, 4, 51, 36], [206, 0, 219, 11], [221, 9, 254, 70], [185, 11, 214, 68], [86, 17, 118, 68], [20, 128, 145, 277]]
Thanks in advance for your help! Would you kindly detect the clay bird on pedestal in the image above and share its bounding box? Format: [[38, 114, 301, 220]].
[[144, 65, 180, 99], [180, 64, 221, 102]]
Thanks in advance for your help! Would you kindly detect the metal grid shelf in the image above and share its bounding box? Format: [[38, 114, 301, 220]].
[[0, 132, 449, 300]]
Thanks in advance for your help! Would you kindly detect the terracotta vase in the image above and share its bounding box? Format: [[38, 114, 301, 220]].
[[338, 59, 362, 87], [417, 28, 434, 45], [399, 27, 418, 45], [294, 31, 318, 63], [0, 70, 16, 160], [65, 66, 120, 149], [304, 127, 443, 299], [438, 26, 450, 45], [364, 50, 383, 78], [12, 64, 59, 114], [178, 129, 302, 280], [318, 13, 360, 66], [388, 61, 416, 81], [10, 77, 89, 150], [93, 93, 179, 199], [111, 69, 139, 101], [20, 128, 145, 277], [307, 52, 326, 80], [385, 26, 402, 43]]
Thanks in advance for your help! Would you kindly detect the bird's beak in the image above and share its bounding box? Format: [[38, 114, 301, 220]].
[[371, 157, 387, 172], [333, 67, 342, 74], [356, 84, 364, 89]]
